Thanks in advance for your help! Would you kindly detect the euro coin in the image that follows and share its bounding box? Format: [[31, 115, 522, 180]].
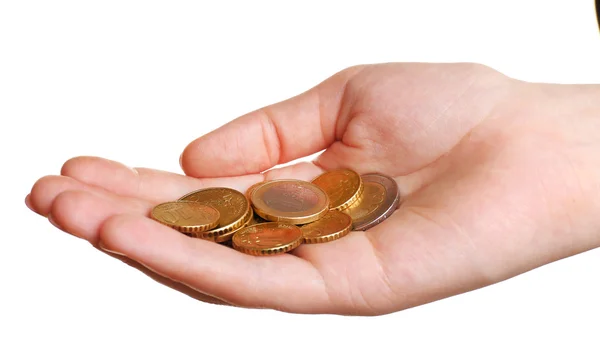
[[232, 222, 303, 256], [178, 187, 250, 239], [345, 173, 400, 231], [250, 179, 329, 224], [186, 209, 253, 242], [245, 181, 266, 200], [151, 201, 220, 233], [301, 210, 352, 244], [311, 169, 363, 211]]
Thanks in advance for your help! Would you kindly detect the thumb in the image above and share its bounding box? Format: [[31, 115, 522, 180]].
[[180, 66, 364, 178]]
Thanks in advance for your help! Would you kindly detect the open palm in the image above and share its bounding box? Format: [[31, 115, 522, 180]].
[[26, 63, 600, 315]]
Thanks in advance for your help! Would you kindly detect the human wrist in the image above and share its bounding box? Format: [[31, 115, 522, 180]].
[[532, 82, 600, 252]]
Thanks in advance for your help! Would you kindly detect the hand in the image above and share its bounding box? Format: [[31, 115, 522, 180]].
[[26, 63, 600, 315]]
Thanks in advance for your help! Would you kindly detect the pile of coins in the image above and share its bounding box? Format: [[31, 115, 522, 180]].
[[150, 169, 400, 256]]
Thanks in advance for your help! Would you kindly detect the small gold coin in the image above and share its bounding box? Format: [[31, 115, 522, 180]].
[[345, 173, 400, 231], [212, 208, 253, 243], [178, 187, 250, 239], [232, 222, 303, 256], [301, 210, 352, 244], [312, 169, 363, 211], [151, 201, 220, 233], [345, 182, 385, 220], [187, 209, 253, 242], [250, 179, 329, 224]]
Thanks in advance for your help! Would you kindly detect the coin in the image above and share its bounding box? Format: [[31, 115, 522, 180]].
[[344, 173, 400, 231], [312, 169, 363, 211], [250, 179, 329, 224], [245, 181, 266, 200], [187, 209, 253, 242], [179, 187, 250, 239], [232, 222, 303, 256], [301, 210, 352, 244], [150, 201, 220, 233], [197, 206, 252, 240]]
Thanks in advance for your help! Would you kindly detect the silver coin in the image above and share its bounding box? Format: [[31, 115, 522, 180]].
[[344, 173, 400, 231]]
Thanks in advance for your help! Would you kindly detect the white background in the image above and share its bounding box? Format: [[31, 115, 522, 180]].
[[2, 1, 600, 338]]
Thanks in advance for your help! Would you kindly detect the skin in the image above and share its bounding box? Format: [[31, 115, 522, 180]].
[[25, 63, 600, 315]]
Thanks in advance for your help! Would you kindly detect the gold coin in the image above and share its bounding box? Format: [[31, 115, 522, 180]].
[[245, 181, 266, 200], [250, 179, 329, 224], [312, 169, 363, 211], [344, 173, 399, 231], [186, 209, 253, 242], [151, 201, 220, 233], [301, 210, 352, 244], [232, 222, 303, 256], [345, 181, 385, 221], [212, 208, 253, 243], [178, 187, 250, 239]]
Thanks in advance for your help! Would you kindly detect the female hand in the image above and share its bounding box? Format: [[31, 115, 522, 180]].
[[26, 63, 600, 315]]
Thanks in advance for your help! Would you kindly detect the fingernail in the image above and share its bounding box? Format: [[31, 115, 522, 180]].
[[98, 240, 126, 256], [25, 194, 33, 211]]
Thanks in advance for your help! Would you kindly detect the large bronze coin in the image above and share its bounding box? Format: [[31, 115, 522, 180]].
[[250, 179, 329, 224], [232, 222, 303, 256], [178, 187, 250, 238], [301, 210, 352, 244], [151, 201, 220, 233], [345, 173, 400, 231], [245, 181, 266, 200], [311, 169, 363, 211]]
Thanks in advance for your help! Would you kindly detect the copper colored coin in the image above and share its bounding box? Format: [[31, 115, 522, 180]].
[[301, 210, 352, 244], [345, 173, 400, 231], [312, 169, 363, 211], [232, 222, 304, 256], [250, 179, 329, 224], [151, 201, 220, 233], [178, 187, 250, 238]]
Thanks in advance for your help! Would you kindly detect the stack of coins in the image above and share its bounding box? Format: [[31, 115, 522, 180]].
[[150, 170, 400, 256]]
